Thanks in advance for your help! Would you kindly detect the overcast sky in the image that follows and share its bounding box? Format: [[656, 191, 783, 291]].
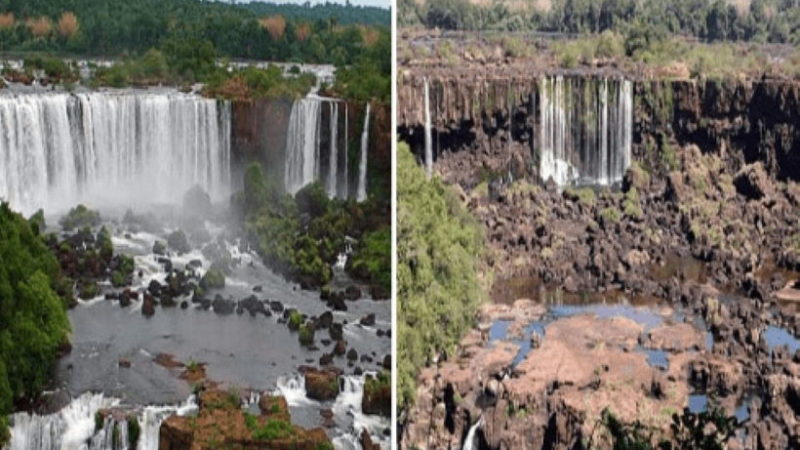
[[228, 0, 390, 9]]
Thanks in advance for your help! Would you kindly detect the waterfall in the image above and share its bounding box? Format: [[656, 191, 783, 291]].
[[0, 91, 231, 217], [342, 103, 349, 200], [284, 96, 353, 199], [5, 393, 197, 450], [538, 76, 633, 187], [423, 78, 433, 179], [327, 101, 339, 197], [462, 417, 483, 450], [356, 103, 370, 202], [284, 97, 322, 195]]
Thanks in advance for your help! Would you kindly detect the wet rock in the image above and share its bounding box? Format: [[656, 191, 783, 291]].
[[344, 286, 362, 300], [167, 230, 191, 254], [153, 240, 167, 256], [239, 295, 268, 317], [304, 369, 340, 401], [360, 313, 376, 327], [148, 279, 163, 297], [212, 296, 235, 315], [382, 355, 391, 370], [329, 323, 344, 341], [320, 409, 335, 428], [142, 294, 155, 317], [252, 285, 262, 292], [347, 348, 358, 361], [319, 353, 334, 366], [334, 340, 347, 356], [188, 259, 203, 269], [316, 311, 333, 329], [269, 301, 284, 313], [360, 430, 381, 450], [119, 358, 132, 368], [362, 372, 390, 417], [327, 295, 347, 311]]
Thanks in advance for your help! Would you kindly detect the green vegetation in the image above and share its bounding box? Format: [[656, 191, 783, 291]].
[[600, 206, 623, 224], [0, 203, 71, 445], [239, 163, 389, 288], [348, 227, 391, 293], [298, 324, 315, 346], [622, 188, 643, 220], [288, 311, 304, 331], [363, 371, 391, 417], [59, 204, 100, 231], [0, 0, 386, 63], [0, 1, 390, 102], [397, 142, 484, 412], [401, 0, 800, 45], [593, 406, 737, 449], [127, 417, 140, 449], [200, 267, 226, 290], [564, 187, 596, 207], [244, 414, 293, 441]]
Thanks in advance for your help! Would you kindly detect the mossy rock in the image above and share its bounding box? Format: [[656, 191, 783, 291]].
[[167, 230, 191, 254], [304, 369, 339, 401], [200, 267, 225, 290], [298, 324, 315, 347], [60, 204, 101, 231]]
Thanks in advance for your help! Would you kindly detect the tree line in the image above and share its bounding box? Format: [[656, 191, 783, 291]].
[[0, 0, 389, 66], [401, 0, 800, 44]]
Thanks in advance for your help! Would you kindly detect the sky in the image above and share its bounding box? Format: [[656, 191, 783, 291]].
[[229, 0, 391, 9]]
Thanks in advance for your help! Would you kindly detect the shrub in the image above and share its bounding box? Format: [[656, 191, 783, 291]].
[[288, 310, 303, 331], [60, 204, 101, 231], [397, 142, 484, 413], [348, 227, 390, 292], [298, 324, 315, 346]]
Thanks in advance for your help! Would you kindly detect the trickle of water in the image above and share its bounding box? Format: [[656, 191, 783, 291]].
[[462, 417, 482, 450], [423, 78, 433, 179]]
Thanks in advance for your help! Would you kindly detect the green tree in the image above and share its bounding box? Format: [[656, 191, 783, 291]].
[[397, 142, 484, 412]]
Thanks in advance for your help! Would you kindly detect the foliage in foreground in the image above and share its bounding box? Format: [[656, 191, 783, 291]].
[[397, 142, 484, 413], [239, 163, 389, 290], [595, 406, 738, 450], [0, 203, 71, 445]]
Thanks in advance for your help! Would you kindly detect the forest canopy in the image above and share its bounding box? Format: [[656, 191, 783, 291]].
[[400, 0, 800, 44], [0, 0, 389, 66]]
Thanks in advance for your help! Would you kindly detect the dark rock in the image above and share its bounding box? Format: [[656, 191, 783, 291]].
[[347, 348, 358, 361], [330, 323, 344, 341], [360, 313, 376, 327], [212, 296, 235, 315], [142, 294, 155, 317]]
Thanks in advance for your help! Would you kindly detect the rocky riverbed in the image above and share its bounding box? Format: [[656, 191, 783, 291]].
[[5, 201, 391, 450], [401, 103, 800, 448]]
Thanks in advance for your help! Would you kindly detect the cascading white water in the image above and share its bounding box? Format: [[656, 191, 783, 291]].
[[284, 97, 322, 195], [284, 96, 355, 199], [0, 91, 231, 216], [538, 76, 633, 187], [356, 103, 370, 203], [423, 78, 433, 179], [327, 101, 339, 197], [5, 393, 197, 450], [462, 417, 482, 450], [342, 104, 349, 199]]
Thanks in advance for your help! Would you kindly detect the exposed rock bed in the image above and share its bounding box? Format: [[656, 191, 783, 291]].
[[399, 66, 800, 449]]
